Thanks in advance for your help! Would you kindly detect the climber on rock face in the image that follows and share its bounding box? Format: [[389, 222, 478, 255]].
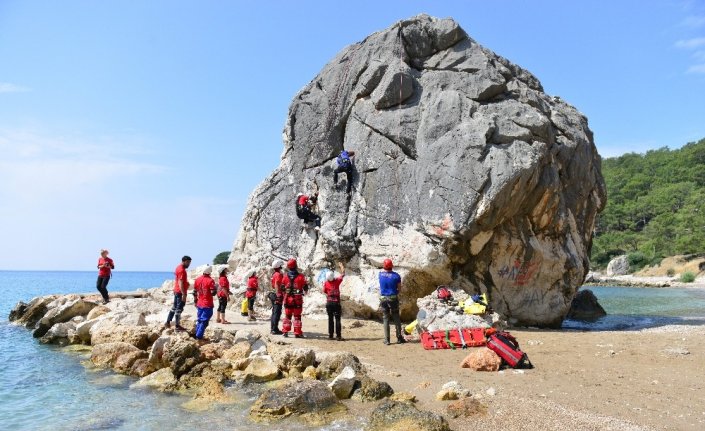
[[379, 258, 405, 345], [333, 150, 356, 194], [295, 192, 321, 231], [281, 258, 309, 338]]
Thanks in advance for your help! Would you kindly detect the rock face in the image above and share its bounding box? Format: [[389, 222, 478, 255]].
[[606, 255, 630, 276], [228, 14, 605, 327], [565, 289, 607, 321]]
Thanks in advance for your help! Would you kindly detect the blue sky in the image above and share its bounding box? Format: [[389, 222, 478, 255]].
[[1, 1, 704, 271]]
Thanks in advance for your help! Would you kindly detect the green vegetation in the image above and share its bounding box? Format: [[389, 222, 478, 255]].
[[680, 272, 696, 283], [213, 251, 231, 265], [591, 138, 705, 269]]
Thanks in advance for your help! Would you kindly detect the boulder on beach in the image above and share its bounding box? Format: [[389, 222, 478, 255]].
[[227, 14, 605, 328], [90, 342, 143, 368], [565, 289, 607, 321], [366, 400, 451, 431], [351, 376, 394, 402], [316, 351, 364, 380], [130, 368, 178, 392], [606, 255, 630, 276], [33, 298, 97, 338], [249, 378, 346, 424], [328, 366, 357, 399], [460, 348, 502, 372]]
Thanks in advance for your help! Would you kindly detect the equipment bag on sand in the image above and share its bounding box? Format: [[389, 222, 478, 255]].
[[241, 298, 249, 316], [420, 328, 486, 350], [486, 331, 533, 369]]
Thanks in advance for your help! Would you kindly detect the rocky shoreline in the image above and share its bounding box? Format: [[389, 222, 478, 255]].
[[8, 290, 452, 430], [585, 273, 705, 289]]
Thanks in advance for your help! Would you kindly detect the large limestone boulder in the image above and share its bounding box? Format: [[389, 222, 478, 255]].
[[228, 14, 606, 328], [10, 296, 58, 328], [90, 320, 155, 350], [90, 342, 143, 368], [366, 400, 450, 431], [352, 376, 394, 401], [316, 351, 364, 380], [242, 355, 281, 383], [250, 378, 346, 424], [161, 335, 203, 377], [33, 299, 97, 338], [328, 366, 357, 399], [272, 348, 316, 373], [606, 255, 630, 276], [130, 368, 178, 392]]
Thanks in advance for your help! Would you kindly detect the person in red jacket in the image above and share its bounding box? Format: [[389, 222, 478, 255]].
[[95, 249, 114, 304], [269, 259, 284, 335], [281, 258, 309, 338], [245, 269, 259, 322], [216, 267, 231, 324], [323, 262, 346, 341], [194, 266, 217, 339], [295, 192, 321, 231], [164, 255, 192, 331]]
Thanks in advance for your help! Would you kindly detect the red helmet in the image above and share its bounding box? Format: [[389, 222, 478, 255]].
[[383, 258, 393, 271], [287, 258, 297, 270]]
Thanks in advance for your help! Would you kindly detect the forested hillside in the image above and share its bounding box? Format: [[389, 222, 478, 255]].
[[591, 138, 705, 269]]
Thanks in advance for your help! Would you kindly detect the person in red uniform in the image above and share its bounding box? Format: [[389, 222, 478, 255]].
[[323, 262, 346, 340], [245, 269, 259, 321], [295, 192, 321, 231], [281, 258, 309, 338], [96, 249, 114, 304], [216, 267, 231, 324], [269, 259, 285, 335], [194, 266, 217, 339], [164, 255, 192, 331]]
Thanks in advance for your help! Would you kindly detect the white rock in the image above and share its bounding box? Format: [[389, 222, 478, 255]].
[[328, 366, 357, 399]]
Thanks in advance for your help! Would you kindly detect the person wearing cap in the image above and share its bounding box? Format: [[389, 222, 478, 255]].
[[193, 266, 217, 339], [281, 258, 309, 338], [323, 262, 346, 341], [245, 269, 259, 322], [164, 255, 192, 331], [95, 249, 114, 304], [269, 259, 285, 334], [295, 192, 321, 231], [216, 267, 231, 324], [379, 258, 405, 345]]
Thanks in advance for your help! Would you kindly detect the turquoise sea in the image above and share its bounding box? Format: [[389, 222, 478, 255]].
[[1, 271, 705, 430]]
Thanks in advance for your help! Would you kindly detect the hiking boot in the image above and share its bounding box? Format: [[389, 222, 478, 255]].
[[271, 330, 283, 335], [337, 336, 344, 341], [328, 335, 334, 340], [294, 334, 304, 338], [383, 340, 391, 346], [175, 325, 187, 331], [283, 332, 289, 338], [397, 338, 407, 344], [163, 322, 171, 329]]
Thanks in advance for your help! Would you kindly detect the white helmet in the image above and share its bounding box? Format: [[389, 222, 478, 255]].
[[271, 259, 284, 269], [296, 193, 304, 197], [325, 271, 335, 282], [247, 268, 257, 278]]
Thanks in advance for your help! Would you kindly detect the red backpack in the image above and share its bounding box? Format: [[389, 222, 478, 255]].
[[436, 286, 453, 301]]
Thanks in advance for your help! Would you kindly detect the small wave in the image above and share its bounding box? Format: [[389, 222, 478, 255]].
[[562, 314, 683, 331]]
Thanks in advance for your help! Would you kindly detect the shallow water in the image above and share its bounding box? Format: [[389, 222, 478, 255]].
[[562, 285, 705, 330], [0, 271, 363, 431]]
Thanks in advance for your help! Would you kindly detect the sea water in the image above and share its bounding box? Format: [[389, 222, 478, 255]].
[[0, 271, 356, 431], [2, 272, 705, 430], [562, 285, 705, 330]]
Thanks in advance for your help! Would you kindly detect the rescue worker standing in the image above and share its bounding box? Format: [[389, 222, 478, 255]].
[[216, 267, 231, 324], [281, 258, 309, 338], [96, 249, 114, 304], [164, 255, 192, 331], [194, 266, 217, 339], [379, 258, 405, 345], [245, 269, 259, 321], [269, 259, 285, 335], [324, 262, 346, 340]]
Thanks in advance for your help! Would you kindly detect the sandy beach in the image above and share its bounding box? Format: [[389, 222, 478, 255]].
[[226, 312, 705, 431]]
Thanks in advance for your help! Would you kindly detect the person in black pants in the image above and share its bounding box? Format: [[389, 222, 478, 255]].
[[96, 249, 114, 304], [269, 259, 284, 334], [333, 150, 355, 194], [323, 262, 345, 340]]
